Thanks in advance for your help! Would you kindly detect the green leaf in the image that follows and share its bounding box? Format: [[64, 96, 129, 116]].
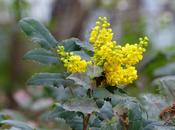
[[0, 120, 34, 130], [89, 115, 102, 128], [100, 117, 118, 130], [24, 48, 59, 64], [99, 101, 113, 120], [51, 118, 72, 130], [153, 76, 175, 100], [74, 41, 94, 52], [87, 65, 103, 78], [58, 97, 99, 114], [73, 51, 91, 60], [142, 121, 175, 130], [0, 110, 26, 121], [54, 86, 87, 101], [53, 86, 73, 101], [61, 38, 94, 52], [19, 18, 58, 49], [61, 38, 80, 52], [52, 86, 86, 101], [139, 94, 168, 120], [47, 106, 83, 130], [112, 95, 144, 130], [67, 73, 92, 89], [93, 88, 111, 99], [127, 104, 143, 130], [27, 73, 72, 87]]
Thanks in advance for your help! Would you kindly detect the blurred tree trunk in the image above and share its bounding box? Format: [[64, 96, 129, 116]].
[[121, 0, 142, 42], [7, 0, 24, 108], [50, 0, 89, 39], [126, 0, 141, 30]]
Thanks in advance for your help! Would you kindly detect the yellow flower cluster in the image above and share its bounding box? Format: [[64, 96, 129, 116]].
[[105, 66, 137, 86], [89, 17, 149, 86], [57, 46, 91, 73], [57, 17, 148, 87]]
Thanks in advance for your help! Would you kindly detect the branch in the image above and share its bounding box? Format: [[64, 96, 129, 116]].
[[83, 114, 91, 130]]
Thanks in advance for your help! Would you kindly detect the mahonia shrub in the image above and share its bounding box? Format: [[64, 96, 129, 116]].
[[1, 17, 175, 130]]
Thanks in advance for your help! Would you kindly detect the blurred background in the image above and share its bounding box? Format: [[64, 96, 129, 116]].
[[1, 0, 175, 129]]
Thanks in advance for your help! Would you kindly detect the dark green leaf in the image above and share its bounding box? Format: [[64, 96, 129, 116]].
[[27, 73, 72, 87], [61, 38, 80, 52], [93, 88, 111, 99], [99, 101, 113, 119], [87, 65, 103, 78], [142, 121, 175, 130], [112, 95, 144, 130], [74, 41, 94, 52], [73, 51, 91, 60], [19, 18, 58, 49], [0, 120, 34, 130], [89, 115, 102, 128], [67, 73, 92, 89], [100, 117, 118, 130], [47, 106, 83, 130], [153, 76, 175, 100], [59, 97, 99, 114], [139, 94, 168, 120], [24, 48, 59, 64], [53, 86, 73, 101]]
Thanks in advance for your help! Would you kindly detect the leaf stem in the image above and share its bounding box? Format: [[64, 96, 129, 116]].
[[83, 114, 91, 130]]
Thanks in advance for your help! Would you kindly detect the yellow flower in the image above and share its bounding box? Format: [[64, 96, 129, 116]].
[[57, 17, 148, 87], [105, 65, 137, 86], [89, 17, 113, 49], [89, 17, 149, 86], [57, 46, 91, 73]]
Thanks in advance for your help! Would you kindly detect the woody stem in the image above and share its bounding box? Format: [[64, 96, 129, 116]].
[[83, 114, 91, 130]]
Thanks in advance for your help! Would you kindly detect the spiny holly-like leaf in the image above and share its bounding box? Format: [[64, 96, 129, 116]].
[[127, 103, 143, 130], [61, 38, 94, 52], [53, 86, 73, 101], [58, 97, 99, 114], [27, 73, 73, 87], [61, 38, 80, 52], [142, 121, 175, 130], [99, 101, 113, 120], [73, 51, 91, 60], [52, 86, 86, 101], [89, 115, 102, 129], [139, 94, 168, 120], [87, 65, 103, 78], [51, 118, 72, 130], [23, 48, 59, 64], [93, 88, 112, 99], [19, 18, 58, 49], [67, 73, 92, 89], [153, 76, 175, 100], [112, 95, 144, 130], [0, 120, 34, 130], [74, 41, 94, 52], [47, 106, 83, 130]]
